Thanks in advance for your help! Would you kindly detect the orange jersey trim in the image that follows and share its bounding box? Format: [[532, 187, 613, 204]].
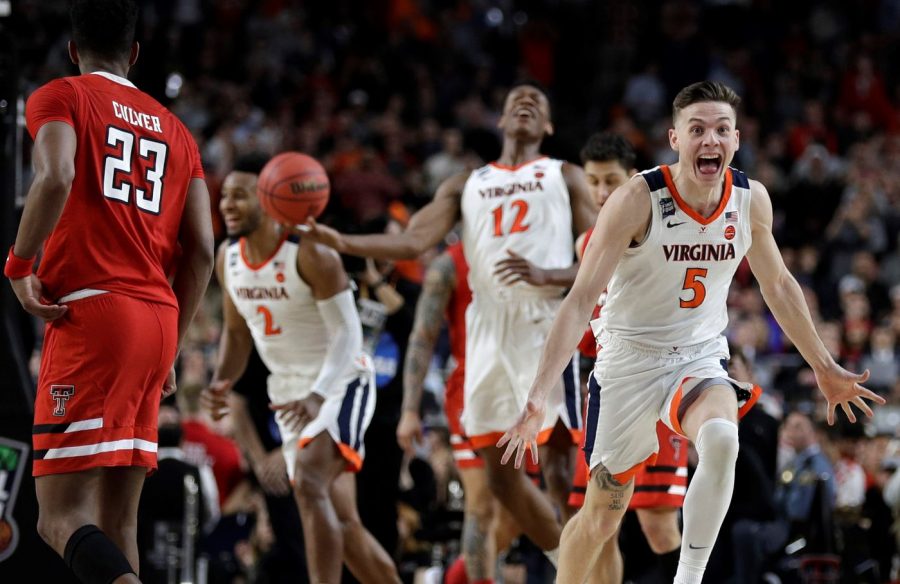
[[239, 233, 288, 271], [489, 155, 548, 172], [298, 436, 364, 473], [660, 165, 733, 226]]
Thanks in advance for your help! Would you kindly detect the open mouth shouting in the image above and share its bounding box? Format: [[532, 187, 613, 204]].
[[696, 153, 722, 177]]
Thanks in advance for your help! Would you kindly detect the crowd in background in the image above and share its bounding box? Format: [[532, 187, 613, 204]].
[[13, 0, 900, 582]]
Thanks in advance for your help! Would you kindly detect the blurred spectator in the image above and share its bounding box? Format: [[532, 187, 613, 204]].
[[178, 383, 247, 509]]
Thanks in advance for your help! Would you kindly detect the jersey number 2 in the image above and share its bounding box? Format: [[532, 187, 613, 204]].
[[103, 126, 168, 214], [257, 306, 282, 336], [680, 268, 708, 308], [492, 200, 530, 237]]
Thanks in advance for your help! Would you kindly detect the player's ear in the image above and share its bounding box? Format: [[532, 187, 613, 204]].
[[734, 128, 740, 152], [129, 42, 140, 67], [545, 121, 555, 137], [668, 128, 678, 152], [68, 41, 79, 66]]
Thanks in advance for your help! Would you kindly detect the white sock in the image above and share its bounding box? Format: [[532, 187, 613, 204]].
[[543, 546, 559, 568], [675, 418, 739, 584]]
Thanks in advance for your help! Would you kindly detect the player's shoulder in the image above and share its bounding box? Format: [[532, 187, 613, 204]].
[[298, 234, 342, 267]]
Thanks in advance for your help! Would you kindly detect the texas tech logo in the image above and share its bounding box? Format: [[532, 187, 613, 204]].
[[50, 385, 75, 417]]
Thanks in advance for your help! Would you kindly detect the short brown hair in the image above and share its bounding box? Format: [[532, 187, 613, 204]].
[[672, 81, 741, 121]]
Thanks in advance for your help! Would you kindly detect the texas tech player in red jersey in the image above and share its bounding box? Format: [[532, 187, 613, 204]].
[[5, 2, 214, 582]]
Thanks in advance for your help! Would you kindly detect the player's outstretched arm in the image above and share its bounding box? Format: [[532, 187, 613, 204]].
[[398, 251, 456, 452], [498, 177, 650, 467], [299, 238, 363, 399], [173, 177, 215, 352], [745, 180, 885, 424], [7, 121, 76, 321], [304, 172, 467, 260]]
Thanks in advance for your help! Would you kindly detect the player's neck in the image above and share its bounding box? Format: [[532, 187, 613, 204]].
[[243, 221, 283, 263], [496, 140, 543, 168], [668, 162, 725, 217], [78, 60, 130, 80]]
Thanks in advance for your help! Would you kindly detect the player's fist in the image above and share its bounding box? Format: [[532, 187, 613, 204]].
[[9, 275, 67, 322], [162, 367, 177, 399], [202, 379, 232, 420]]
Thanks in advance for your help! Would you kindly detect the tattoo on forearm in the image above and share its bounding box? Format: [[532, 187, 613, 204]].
[[462, 514, 490, 579], [401, 254, 456, 412], [592, 465, 630, 511]]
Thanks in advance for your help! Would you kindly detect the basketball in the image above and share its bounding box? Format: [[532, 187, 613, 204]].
[[257, 152, 330, 225]]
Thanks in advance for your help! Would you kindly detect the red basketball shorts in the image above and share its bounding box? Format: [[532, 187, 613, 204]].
[[32, 293, 178, 476], [569, 421, 688, 509], [445, 376, 483, 470]]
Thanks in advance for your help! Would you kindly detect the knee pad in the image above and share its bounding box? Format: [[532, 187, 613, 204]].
[[695, 418, 739, 467], [64, 524, 135, 584]]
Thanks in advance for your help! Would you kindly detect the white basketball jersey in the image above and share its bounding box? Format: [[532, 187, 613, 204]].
[[224, 235, 328, 378], [461, 157, 574, 301], [599, 165, 753, 348]]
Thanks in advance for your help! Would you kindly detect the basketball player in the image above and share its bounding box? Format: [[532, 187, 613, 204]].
[[498, 81, 884, 584], [4, 2, 214, 582], [201, 157, 399, 584], [307, 82, 596, 560], [570, 133, 684, 583], [397, 242, 524, 583]]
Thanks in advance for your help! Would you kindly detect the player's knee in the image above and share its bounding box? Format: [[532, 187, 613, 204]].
[[37, 510, 79, 550], [543, 463, 571, 500], [294, 471, 330, 502], [99, 514, 137, 543], [465, 491, 495, 523], [695, 418, 739, 480], [644, 523, 681, 554]]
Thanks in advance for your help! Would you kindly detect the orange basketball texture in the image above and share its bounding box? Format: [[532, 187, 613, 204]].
[[258, 152, 330, 224]]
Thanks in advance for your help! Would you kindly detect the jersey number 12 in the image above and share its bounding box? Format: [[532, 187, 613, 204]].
[[103, 126, 169, 215]]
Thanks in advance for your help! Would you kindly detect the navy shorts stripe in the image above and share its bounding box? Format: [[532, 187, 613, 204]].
[[582, 373, 601, 467], [353, 378, 370, 451], [563, 357, 579, 430], [337, 379, 360, 446]]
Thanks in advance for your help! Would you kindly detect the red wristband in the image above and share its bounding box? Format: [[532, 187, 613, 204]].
[[4, 246, 35, 279]]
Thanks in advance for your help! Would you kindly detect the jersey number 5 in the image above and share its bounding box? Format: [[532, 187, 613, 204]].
[[103, 126, 168, 215], [492, 200, 530, 237], [680, 267, 708, 309]]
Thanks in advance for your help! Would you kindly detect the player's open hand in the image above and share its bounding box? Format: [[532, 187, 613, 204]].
[[202, 379, 232, 420], [814, 364, 886, 425], [162, 367, 177, 399], [396, 410, 424, 453], [271, 394, 324, 433], [493, 249, 547, 286], [302, 217, 345, 252], [9, 274, 67, 322], [497, 398, 545, 468]]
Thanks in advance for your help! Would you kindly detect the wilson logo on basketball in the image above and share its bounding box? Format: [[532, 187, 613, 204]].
[[290, 180, 329, 194], [724, 225, 736, 240]]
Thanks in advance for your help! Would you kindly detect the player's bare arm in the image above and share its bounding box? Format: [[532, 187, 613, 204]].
[[204, 242, 255, 419], [745, 179, 885, 424], [563, 162, 600, 235], [498, 177, 650, 467], [398, 252, 456, 452], [173, 177, 215, 352], [305, 172, 467, 259], [269, 238, 360, 431], [8, 121, 76, 321]]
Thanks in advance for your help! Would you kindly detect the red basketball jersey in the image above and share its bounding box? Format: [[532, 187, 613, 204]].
[[25, 72, 204, 308], [445, 243, 471, 408]]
